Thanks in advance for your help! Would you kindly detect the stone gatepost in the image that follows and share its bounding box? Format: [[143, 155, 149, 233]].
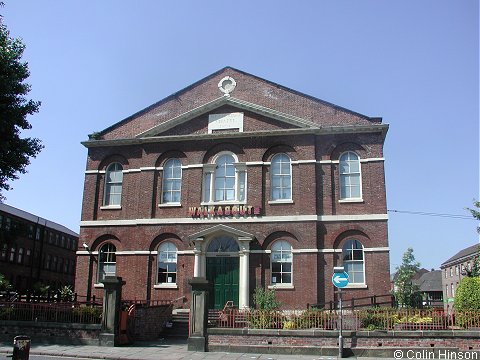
[[188, 277, 211, 352], [100, 276, 125, 347]]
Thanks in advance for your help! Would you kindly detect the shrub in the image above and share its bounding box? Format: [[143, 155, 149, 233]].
[[252, 288, 281, 310], [455, 277, 480, 311]]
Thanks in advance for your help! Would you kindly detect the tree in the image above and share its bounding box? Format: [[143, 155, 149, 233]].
[[0, 13, 42, 201], [465, 200, 480, 276], [466, 199, 480, 233], [393, 247, 422, 307]]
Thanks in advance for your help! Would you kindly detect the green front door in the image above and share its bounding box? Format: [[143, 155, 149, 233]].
[[206, 257, 239, 309]]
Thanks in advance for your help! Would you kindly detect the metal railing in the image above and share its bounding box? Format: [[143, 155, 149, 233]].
[[209, 308, 480, 331], [0, 301, 103, 324]]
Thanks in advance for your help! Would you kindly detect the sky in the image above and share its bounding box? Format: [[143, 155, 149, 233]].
[[1, 1, 479, 273]]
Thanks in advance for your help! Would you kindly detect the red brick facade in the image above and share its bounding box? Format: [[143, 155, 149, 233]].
[[76, 67, 390, 309]]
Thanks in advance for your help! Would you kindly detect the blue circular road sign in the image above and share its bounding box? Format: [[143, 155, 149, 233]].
[[332, 271, 349, 288]]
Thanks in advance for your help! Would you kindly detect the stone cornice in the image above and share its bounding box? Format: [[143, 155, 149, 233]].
[[81, 124, 389, 148]]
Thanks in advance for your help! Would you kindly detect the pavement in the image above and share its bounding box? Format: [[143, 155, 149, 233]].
[[0, 338, 394, 360]]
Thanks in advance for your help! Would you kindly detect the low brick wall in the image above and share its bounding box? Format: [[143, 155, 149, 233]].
[[207, 328, 480, 357], [0, 320, 101, 345], [133, 304, 173, 341]]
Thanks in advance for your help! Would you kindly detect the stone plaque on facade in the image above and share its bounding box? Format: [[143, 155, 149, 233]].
[[208, 112, 244, 133]]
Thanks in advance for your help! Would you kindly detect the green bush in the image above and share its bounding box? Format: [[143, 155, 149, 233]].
[[252, 287, 281, 310], [72, 305, 102, 324], [454, 277, 480, 311]]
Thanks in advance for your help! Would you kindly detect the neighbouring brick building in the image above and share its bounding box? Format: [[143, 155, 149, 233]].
[[76, 67, 390, 309], [0, 203, 78, 293], [441, 243, 480, 312]]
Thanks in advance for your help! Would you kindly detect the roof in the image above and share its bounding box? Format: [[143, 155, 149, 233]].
[[85, 66, 387, 144], [0, 203, 79, 237], [441, 243, 480, 267], [413, 270, 443, 292]]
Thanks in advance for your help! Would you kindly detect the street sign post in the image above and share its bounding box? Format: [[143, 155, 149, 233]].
[[332, 267, 349, 358]]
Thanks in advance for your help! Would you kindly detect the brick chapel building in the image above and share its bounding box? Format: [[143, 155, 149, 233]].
[[75, 67, 390, 309]]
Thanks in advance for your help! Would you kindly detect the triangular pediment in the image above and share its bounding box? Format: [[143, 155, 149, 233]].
[[135, 96, 319, 138], [88, 67, 384, 143], [188, 224, 254, 240]]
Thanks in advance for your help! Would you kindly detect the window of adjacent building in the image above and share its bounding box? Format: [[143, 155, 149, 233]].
[[35, 228, 41, 241], [9, 246, 16, 262], [445, 284, 448, 297], [449, 267, 453, 277], [451, 284, 455, 297], [157, 242, 177, 284], [25, 249, 31, 265], [65, 259, 69, 273], [342, 239, 365, 284], [45, 254, 51, 270], [444, 269, 448, 278], [203, 153, 246, 203], [104, 163, 123, 206], [339, 152, 362, 200], [5, 218, 11, 231], [162, 159, 182, 204], [270, 153, 292, 201], [28, 225, 34, 239], [271, 240, 292, 285], [17, 248, 24, 264], [98, 243, 116, 282], [1, 244, 7, 261], [455, 265, 459, 276]]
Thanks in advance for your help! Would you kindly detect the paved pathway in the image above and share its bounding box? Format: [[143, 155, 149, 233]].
[[0, 338, 349, 360]]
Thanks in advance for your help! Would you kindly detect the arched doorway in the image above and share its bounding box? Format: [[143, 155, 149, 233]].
[[206, 235, 239, 309]]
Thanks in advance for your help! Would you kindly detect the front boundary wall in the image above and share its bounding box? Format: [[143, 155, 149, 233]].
[[0, 321, 101, 345], [207, 328, 480, 357]]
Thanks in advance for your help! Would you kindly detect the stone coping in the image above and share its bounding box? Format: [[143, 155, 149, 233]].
[[208, 328, 480, 338]]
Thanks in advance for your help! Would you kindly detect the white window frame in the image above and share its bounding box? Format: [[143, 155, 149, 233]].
[[339, 151, 363, 202], [202, 152, 246, 205], [155, 242, 178, 289], [269, 240, 293, 289], [270, 153, 292, 203], [97, 243, 116, 283], [342, 239, 366, 286], [161, 158, 182, 205], [103, 163, 123, 207]]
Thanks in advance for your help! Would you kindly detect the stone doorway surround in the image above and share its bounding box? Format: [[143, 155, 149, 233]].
[[188, 224, 253, 309]]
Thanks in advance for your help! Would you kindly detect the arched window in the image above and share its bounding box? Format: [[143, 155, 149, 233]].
[[271, 240, 292, 285], [339, 152, 361, 200], [98, 243, 116, 282], [271, 154, 292, 201], [203, 153, 246, 203], [104, 163, 123, 206], [157, 242, 177, 284], [162, 159, 182, 204], [207, 236, 239, 253], [342, 239, 364, 284]]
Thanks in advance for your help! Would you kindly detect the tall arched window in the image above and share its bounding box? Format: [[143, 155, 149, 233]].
[[339, 152, 361, 200], [157, 242, 177, 284], [342, 239, 364, 284], [162, 159, 182, 204], [271, 240, 292, 285], [271, 154, 292, 201], [203, 153, 246, 203], [98, 243, 116, 282], [104, 163, 123, 206]]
